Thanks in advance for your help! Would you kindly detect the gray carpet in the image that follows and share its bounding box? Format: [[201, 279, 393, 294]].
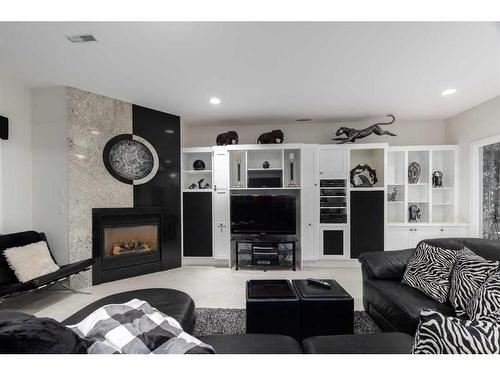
[[193, 308, 381, 337]]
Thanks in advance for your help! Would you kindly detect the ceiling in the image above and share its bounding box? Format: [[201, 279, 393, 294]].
[[1, 22, 499, 125]]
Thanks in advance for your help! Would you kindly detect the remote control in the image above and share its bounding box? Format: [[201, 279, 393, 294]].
[[307, 278, 332, 289]]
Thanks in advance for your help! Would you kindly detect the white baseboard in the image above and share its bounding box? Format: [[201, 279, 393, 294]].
[[182, 257, 230, 267]]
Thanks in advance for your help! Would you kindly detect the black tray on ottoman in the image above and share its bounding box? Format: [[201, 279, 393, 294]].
[[246, 280, 300, 340], [292, 279, 354, 339]]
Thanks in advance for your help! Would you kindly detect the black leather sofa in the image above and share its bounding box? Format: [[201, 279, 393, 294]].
[[359, 237, 500, 336], [0, 231, 92, 300]]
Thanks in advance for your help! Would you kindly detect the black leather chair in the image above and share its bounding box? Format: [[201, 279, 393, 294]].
[[359, 237, 500, 336], [0, 231, 92, 300]]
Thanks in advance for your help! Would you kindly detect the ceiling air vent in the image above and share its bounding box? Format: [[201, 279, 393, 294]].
[[67, 34, 97, 43], [296, 118, 311, 122]]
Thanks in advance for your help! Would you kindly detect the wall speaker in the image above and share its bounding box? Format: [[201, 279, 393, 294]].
[[0, 116, 8, 140]]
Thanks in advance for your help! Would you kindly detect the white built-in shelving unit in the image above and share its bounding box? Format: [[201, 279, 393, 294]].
[[181, 142, 469, 265]]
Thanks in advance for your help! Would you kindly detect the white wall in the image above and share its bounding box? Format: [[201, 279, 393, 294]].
[[446, 95, 500, 223], [182, 119, 446, 147], [31, 87, 69, 264], [0, 78, 33, 233]]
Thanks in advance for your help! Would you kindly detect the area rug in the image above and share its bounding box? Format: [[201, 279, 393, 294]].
[[193, 308, 381, 337]]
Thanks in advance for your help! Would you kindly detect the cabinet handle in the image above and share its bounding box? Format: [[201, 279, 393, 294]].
[[320, 172, 323, 175], [214, 185, 217, 192], [308, 223, 312, 226], [314, 183, 318, 186], [440, 228, 444, 232]]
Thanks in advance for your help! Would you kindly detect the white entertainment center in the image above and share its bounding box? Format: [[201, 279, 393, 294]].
[[181, 143, 468, 269]]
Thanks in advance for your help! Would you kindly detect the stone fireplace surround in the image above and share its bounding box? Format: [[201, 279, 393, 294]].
[[92, 207, 170, 285]]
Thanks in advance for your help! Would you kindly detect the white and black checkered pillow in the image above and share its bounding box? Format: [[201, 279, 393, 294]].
[[449, 248, 499, 317], [412, 309, 500, 354], [466, 271, 500, 320], [402, 242, 458, 303]]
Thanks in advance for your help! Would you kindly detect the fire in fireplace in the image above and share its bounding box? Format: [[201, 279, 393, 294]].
[[104, 224, 158, 257]]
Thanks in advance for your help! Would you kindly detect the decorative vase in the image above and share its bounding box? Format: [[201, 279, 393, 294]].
[[288, 152, 298, 187], [193, 159, 205, 170], [432, 171, 443, 188], [263, 161, 270, 169]]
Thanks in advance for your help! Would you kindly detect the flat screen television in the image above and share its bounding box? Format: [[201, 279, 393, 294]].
[[231, 195, 296, 235]]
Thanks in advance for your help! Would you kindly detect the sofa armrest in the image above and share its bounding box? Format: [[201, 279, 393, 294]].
[[358, 249, 414, 280]]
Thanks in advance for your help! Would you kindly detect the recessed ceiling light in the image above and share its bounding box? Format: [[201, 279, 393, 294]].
[[91, 130, 100, 135], [441, 88, 457, 96], [165, 129, 174, 134], [75, 154, 87, 159], [209, 97, 221, 105]]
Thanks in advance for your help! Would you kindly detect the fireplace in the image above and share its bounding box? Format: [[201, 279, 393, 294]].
[[92, 207, 175, 285]]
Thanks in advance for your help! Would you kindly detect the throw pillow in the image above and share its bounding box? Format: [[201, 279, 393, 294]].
[[402, 242, 458, 303], [412, 309, 500, 354], [448, 248, 499, 316], [0, 311, 90, 354], [479, 309, 500, 325], [466, 271, 500, 320], [3, 241, 59, 283]]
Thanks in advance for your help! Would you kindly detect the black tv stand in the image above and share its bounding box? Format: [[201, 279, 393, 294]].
[[234, 236, 296, 271]]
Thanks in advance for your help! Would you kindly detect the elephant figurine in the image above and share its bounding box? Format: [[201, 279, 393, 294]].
[[216, 131, 239, 146], [257, 130, 284, 144]]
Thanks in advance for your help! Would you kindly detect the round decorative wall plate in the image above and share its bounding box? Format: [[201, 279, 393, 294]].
[[103, 134, 159, 185]]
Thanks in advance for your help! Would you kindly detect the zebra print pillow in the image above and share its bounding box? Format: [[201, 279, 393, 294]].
[[480, 309, 500, 325], [449, 248, 499, 317], [412, 309, 500, 354], [402, 242, 458, 303], [466, 271, 500, 320]]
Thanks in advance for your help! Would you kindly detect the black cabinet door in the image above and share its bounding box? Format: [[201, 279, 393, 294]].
[[183, 192, 213, 257], [350, 190, 384, 258]]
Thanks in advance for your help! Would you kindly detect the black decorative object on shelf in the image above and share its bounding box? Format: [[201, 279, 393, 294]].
[[0, 115, 8, 140], [188, 183, 197, 189], [333, 114, 396, 143], [387, 187, 399, 202], [263, 161, 270, 169], [202, 182, 211, 189], [257, 130, 284, 144], [408, 161, 421, 184], [350, 164, 378, 187], [408, 204, 421, 222], [197, 179, 205, 189], [193, 159, 205, 171], [216, 131, 239, 146], [432, 171, 443, 188], [103, 134, 159, 185]]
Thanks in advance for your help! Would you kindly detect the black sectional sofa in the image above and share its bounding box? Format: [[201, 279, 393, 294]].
[[359, 237, 500, 336]]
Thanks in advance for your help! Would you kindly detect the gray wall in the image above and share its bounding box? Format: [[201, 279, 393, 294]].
[[445, 95, 500, 223], [182, 119, 447, 147], [0, 77, 33, 233], [32, 87, 69, 264]]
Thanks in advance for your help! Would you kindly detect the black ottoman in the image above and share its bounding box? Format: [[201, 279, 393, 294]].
[[61, 288, 196, 334], [199, 334, 304, 354], [246, 280, 300, 340], [302, 333, 414, 354], [292, 279, 353, 339]]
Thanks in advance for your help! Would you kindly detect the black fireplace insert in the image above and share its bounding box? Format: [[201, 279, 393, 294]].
[[92, 207, 178, 285]]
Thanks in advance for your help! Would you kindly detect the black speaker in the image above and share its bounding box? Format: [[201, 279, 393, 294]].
[[0, 116, 8, 140]]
